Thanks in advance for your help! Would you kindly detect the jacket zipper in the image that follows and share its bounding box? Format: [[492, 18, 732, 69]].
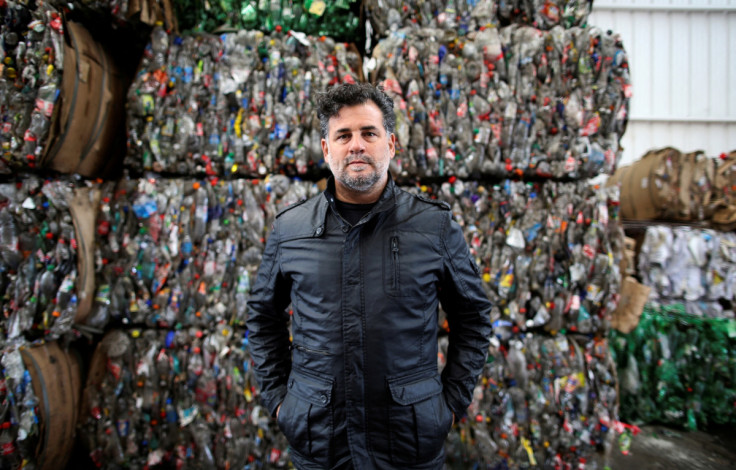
[[293, 344, 332, 356], [391, 236, 399, 290]]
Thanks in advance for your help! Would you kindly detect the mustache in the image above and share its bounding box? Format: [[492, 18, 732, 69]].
[[345, 154, 374, 165]]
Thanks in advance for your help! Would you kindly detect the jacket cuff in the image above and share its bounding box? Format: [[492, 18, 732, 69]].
[[444, 390, 469, 420]]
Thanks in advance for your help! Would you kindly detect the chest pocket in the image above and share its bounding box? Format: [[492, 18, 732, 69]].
[[383, 234, 436, 298]]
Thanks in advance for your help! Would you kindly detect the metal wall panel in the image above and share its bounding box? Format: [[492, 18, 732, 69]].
[[590, 1, 736, 167]]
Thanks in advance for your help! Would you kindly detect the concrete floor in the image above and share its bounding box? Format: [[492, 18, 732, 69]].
[[65, 423, 736, 469], [609, 424, 736, 470]]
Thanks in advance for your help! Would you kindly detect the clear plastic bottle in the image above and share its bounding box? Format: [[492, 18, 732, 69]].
[[150, 26, 170, 71], [192, 185, 208, 244], [0, 211, 21, 268], [49, 273, 77, 338], [0, 421, 21, 469]]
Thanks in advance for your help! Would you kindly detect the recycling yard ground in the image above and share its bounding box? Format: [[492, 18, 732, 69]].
[[609, 424, 736, 470]]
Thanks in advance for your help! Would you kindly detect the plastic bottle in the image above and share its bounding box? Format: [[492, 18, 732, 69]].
[[0, 211, 22, 269], [0, 422, 21, 469]]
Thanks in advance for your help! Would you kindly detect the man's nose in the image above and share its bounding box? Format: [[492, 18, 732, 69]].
[[348, 135, 365, 153]]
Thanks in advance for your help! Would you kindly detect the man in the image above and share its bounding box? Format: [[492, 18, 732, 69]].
[[246, 83, 492, 470]]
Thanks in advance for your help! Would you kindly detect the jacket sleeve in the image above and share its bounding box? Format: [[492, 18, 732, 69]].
[[438, 212, 492, 419], [245, 218, 293, 417]]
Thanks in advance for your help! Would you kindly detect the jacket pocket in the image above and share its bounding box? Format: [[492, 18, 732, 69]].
[[385, 235, 410, 297], [386, 371, 453, 465], [277, 367, 334, 465]]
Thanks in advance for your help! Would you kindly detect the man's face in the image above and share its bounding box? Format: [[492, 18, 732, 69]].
[[321, 102, 395, 201]]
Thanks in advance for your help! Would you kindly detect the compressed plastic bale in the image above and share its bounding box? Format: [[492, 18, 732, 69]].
[[125, 26, 362, 177], [172, 0, 360, 38], [0, 2, 65, 174], [79, 327, 291, 469], [405, 179, 624, 337], [364, 0, 594, 38], [84, 174, 318, 330], [0, 175, 87, 342], [370, 24, 630, 180], [0, 342, 41, 469], [610, 303, 736, 430], [445, 333, 619, 469]]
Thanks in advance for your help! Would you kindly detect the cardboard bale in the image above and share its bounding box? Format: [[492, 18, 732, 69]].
[[41, 21, 127, 179], [711, 151, 736, 231], [20, 341, 83, 470], [606, 147, 682, 220]]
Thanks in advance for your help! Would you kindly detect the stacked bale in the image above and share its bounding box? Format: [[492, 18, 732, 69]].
[[125, 27, 362, 177], [84, 175, 317, 330], [365, 0, 595, 37], [369, 24, 630, 179]]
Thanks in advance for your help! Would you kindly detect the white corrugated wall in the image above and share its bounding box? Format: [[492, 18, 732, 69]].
[[589, 0, 736, 168]]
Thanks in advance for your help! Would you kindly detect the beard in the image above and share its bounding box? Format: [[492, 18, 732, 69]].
[[327, 151, 390, 193]]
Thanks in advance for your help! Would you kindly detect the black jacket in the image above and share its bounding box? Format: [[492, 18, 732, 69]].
[[246, 176, 492, 469]]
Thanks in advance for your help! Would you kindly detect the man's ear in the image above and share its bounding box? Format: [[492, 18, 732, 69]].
[[388, 133, 396, 159], [321, 138, 330, 163]]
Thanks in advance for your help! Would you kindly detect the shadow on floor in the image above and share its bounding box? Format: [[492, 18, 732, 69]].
[[609, 423, 736, 470]]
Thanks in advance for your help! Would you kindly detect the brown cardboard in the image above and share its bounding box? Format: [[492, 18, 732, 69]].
[[69, 185, 102, 323], [127, 0, 141, 18], [162, 0, 178, 33], [676, 150, 695, 220], [606, 147, 681, 220], [712, 204, 736, 231], [612, 276, 651, 334], [20, 342, 82, 470], [317, 177, 328, 192], [79, 334, 109, 427], [41, 21, 127, 179], [621, 236, 637, 277], [127, 0, 177, 30]]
